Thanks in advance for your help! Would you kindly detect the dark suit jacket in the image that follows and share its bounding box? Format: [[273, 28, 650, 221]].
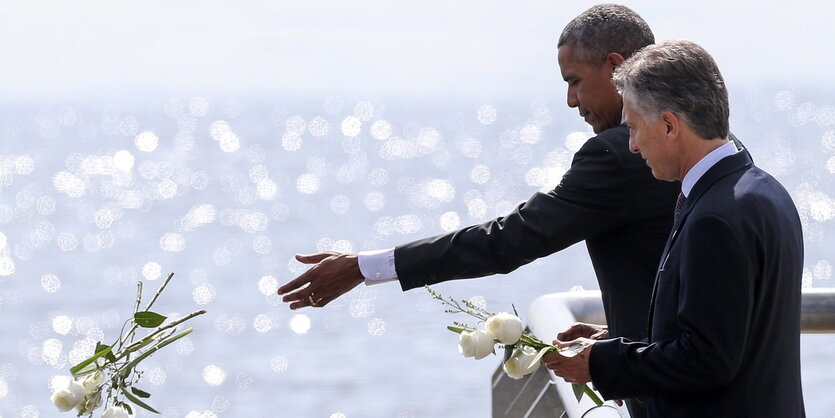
[[394, 125, 680, 340], [589, 151, 805, 417]]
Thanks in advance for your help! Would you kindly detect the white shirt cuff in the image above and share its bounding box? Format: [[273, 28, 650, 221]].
[[358, 248, 398, 286]]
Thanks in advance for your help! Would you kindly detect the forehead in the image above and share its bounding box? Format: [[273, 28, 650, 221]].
[[557, 44, 601, 78], [621, 96, 641, 121]]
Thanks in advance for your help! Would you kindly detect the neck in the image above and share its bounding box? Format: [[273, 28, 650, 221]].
[[678, 137, 729, 181]]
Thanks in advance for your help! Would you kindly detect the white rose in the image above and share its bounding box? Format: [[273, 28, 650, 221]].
[[458, 329, 496, 360], [50, 379, 86, 412], [503, 345, 540, 380], [485, 312, 524, 345], [102, 405, 134, 418]]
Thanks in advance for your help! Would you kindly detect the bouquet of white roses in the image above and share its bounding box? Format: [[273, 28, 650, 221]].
[[426, 286, 602, 406], [50, 273, 206, 417]]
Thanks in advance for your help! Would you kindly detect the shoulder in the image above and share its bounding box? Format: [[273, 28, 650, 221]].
[[576, 125, 629, 157]]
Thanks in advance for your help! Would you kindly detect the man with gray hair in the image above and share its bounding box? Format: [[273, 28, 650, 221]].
[[544, 40, 805, 416]]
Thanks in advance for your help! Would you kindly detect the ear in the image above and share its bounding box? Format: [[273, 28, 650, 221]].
[[606, 52, 626, 69], [660, 111, 680, 138]]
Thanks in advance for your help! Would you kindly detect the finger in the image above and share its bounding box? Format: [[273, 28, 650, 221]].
[[615, 399, 624, 407], [289, 292, 324, 310], [295, 252, 334, 264], [278, 266, 317, 295]]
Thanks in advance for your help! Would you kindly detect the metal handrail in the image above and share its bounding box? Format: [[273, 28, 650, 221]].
[[525, 288, 835, 418]]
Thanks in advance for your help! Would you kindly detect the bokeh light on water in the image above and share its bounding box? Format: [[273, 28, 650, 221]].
[[0, 91, 834, 417]]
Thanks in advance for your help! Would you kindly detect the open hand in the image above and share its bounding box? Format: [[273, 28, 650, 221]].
[[277, 252, 364, 310]]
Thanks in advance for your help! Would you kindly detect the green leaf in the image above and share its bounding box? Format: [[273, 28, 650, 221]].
[[446, 326, 467, 334], [95, 342, 117, 363], [131, 387, 152, 399], [572, 382, 585, 402], [528, 345, 556, 369], [122, 387, 159, 414], [70, 345, 113, 378], [582, 384, 604, 406], [134, 311, 167, 328], [502, 344, 515, 363]]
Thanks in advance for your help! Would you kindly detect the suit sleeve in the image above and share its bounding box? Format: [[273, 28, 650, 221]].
[[589, 214, 756, 398], [395, 132, 635, 290]]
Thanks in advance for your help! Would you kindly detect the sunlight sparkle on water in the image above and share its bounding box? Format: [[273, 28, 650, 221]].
[[160, 233, 186, 252], [477, 104, 497, 125], [257, 275, 278, 296], [40, 274, 60, 292], [143, 261, 162, 280], [371, 120, 392, 140], [309, 116, 329, 137], [113, 150, 135, 171], [469, 165, 490, 184], [290, 314, 311, 334], [814, 260, 832, 281], [53, 171, 86, 197], [253, 314, 273, 333], [202, 365, 226, 386], [354, 101, 375, 121], [148, 367, 167, 386], [270, 355, 288, 373], [56, 232, 78, 252], [341, 116, 362, 137], [135, 131, 159, 152], [296, 173, 321, 194], [439, 211, 461, 232], [282, 131, 302, 151], [0, 256, 15, 276], [367, 318, 386, 336], [181, 204, 217, 231], [565, 131, 591, 152], [193, 284, 216, 304], [519, 124, 541, 144], [51, 315, 72, 335], [41, 338, 63, 366]]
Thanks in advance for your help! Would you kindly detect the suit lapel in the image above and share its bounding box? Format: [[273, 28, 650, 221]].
[[645, 151, 754, 340]]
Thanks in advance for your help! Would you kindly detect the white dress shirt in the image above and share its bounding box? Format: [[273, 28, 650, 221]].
[[681, 141, 738, 198]]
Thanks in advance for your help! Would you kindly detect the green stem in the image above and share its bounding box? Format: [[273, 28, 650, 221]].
[[116, 310, 206, 359], [117, 328, 194, 378], [583, 384, 603, 406]]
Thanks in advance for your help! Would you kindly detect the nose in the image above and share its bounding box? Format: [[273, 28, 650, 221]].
[[566, 87, 579, 109], [628, 134, 640, 154]]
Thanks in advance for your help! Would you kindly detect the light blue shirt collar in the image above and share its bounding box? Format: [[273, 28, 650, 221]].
[[681, 141, 738, 198]]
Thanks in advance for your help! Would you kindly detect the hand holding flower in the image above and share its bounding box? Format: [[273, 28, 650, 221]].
[[543, 337, 595, 384], [557, 322, 609, 342]]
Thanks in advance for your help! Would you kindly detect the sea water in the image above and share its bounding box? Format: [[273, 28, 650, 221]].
[[0, 91, 834, 417]]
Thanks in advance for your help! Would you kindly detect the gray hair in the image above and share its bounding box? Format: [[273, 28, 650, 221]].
[[558, 4, 654, 64], [612, 40, 730, 140]]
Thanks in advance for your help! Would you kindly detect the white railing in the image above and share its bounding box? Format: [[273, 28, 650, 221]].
[[520, 288, 835, 418]]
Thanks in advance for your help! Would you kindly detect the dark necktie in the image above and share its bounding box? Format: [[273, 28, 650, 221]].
[[674, 192, 687, 222]]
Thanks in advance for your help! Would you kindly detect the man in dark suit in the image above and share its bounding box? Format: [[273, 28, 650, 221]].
[[544, 40, 805, 416], [281, 6, 676, 415], [280, 4, 676, 339]]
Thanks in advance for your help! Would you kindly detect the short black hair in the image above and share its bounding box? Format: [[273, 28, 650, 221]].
[[558, 4, 655, 64]]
